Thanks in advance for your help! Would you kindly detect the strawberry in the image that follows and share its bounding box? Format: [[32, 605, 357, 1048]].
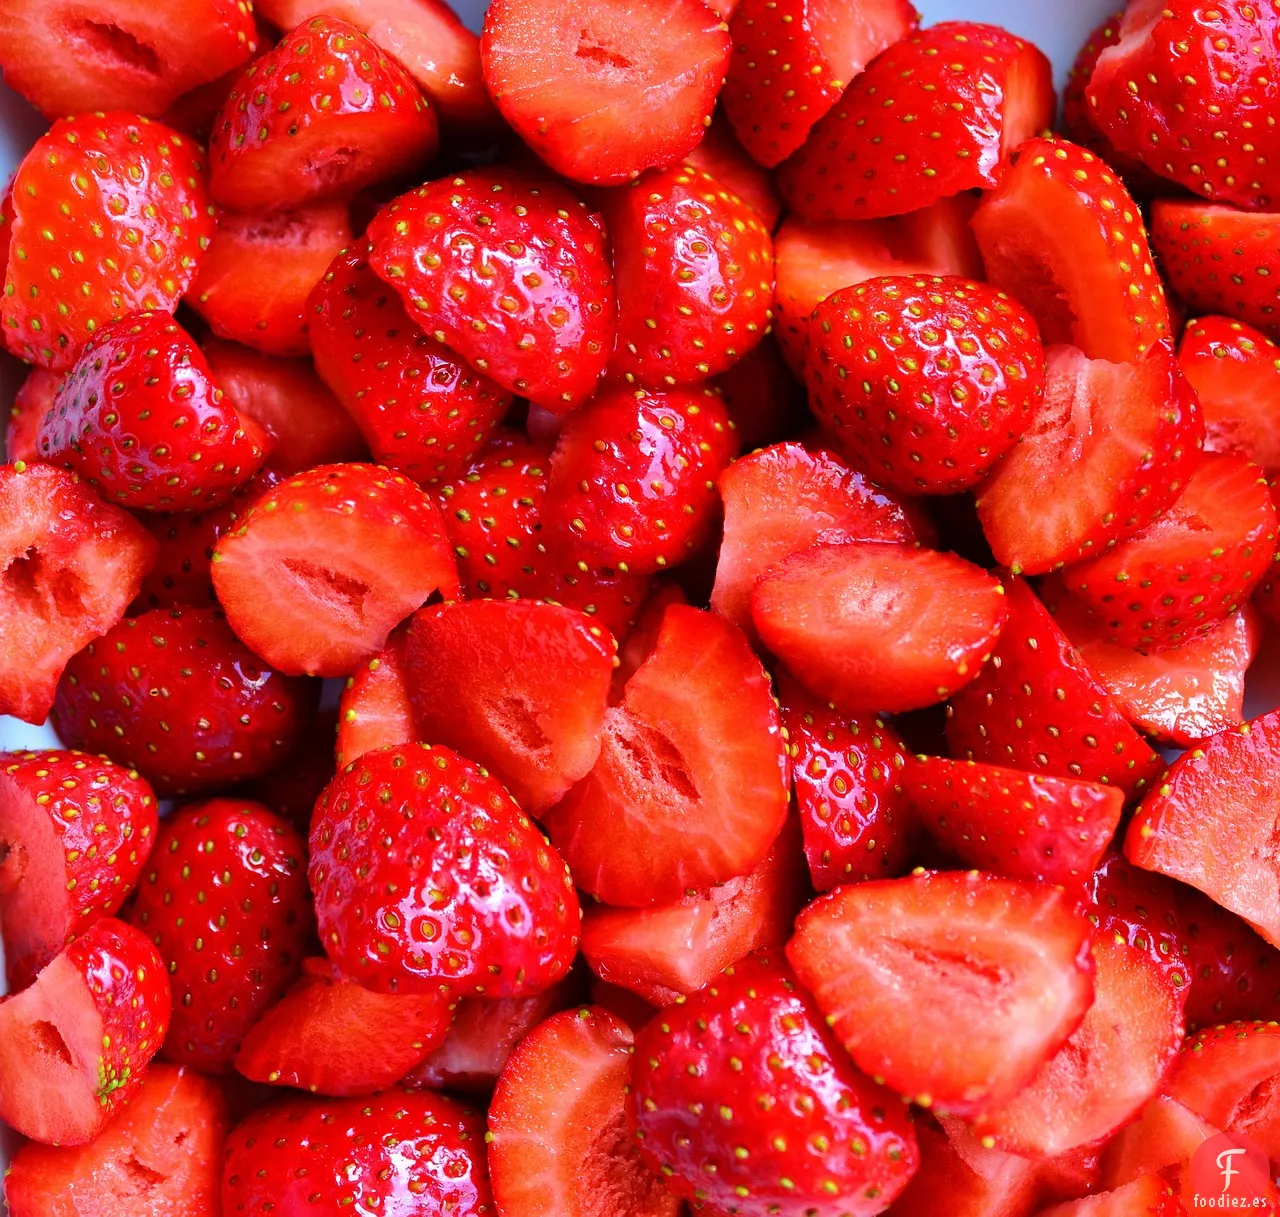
[[211, 462, 459, 677], [310, 741, 580, 998], [1258, 552, 1280, 625], [0, 0, 257, 119], [0, 749, 157, 991], [628, 950, 919, 1216], [2, 113, 214, 371], [972, 137, 1172, 364], [52, 606, 317, 797], [127, 797, 312, 1072], [187, 203, 353, 358], [1037, 1176, 1183, 1217], [366, 168, 616, 411], [1087, 854, 1188, 995], [752, 539, 1009, 714], [543, 605, 789, 906], [946, 577, 1164, 799], [234, 705, 339, 833], [787, 871, 1095, 1114], [975, 342, 1204, 575], [0, 462, 158, 724], [905, 756, 1122, 890], [1086, 0, 1280, 210], [6, 368, 59, 465], [720, 0, 917, 167], [778, 22, 1054, 222], [3, 1063, 229, 1216], [0, 917, 170, 1146], [779, 677, 916, 891], [708, 336, 804, 452], [1100, 1095, 1217, 1201], [209, 16, 439, 212], [38, 312, 270, 511], [221, 1089, 494, 1214], [683, 114, 784, 230], [490, 1006, 681, 1217], [336, 626, 414, 768], [480, 0, 730, 186], [604, 163, 775, 389], [807, 275, 1044, 494], [889, 1120, 1043, 1217], [235, 956, 454, 1097], [543, 386, 735, 575], [609, 582, 688, 700]]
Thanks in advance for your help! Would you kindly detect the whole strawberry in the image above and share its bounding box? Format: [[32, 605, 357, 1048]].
[[628, 950, 918, 1215], [126, 798, 312, 1072], [807, 275, 1044, 494], [309, 742, 580, 999]]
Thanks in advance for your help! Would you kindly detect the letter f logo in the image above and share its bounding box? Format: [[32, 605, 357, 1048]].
[[1218, 1146, 1248, 1194]]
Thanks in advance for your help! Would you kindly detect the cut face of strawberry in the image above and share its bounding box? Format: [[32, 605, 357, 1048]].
[[976, 343, 1204, 575], [1037, 1175, 1183, 1217], [480, 0, 731, 186], [786, 871, 1095, 1114], [543, 605, 789, 907], [888, 1120, 1042, 1217], [336, 627, 414, 769], [751, 540, 1008, 714], [1100, 1094, 1216, 1197]]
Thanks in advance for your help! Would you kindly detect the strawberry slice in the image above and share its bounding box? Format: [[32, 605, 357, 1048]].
[[720, 0, 917, 167], [752, 539, 1009, 714], [1128, 710, 1280, 948], [1037, 1176, 1183, 1217], [0, 462, 158, 724], [404, 600, 616, 814], [946, 578, 1164, 799], [543, 605, 789, 907], [480, 0, 731, 186], [336, 626, 413, 768], [778, 22, 1053, 222], [211, 462, 459, 677], [905, 757, 1122, 890], [490, 1006, 681, 1217], [235, 957, 453, 1097], [786, 871, 1095, 1113], [209, 16, 439, 211], [683, 114, 783, 230], [975, 343, 1204, 575], [6, 368, 60, 465], [972, 137, 1172, 363]]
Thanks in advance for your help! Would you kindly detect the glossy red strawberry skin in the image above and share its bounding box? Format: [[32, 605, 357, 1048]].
[[6, 368, 59, 465]]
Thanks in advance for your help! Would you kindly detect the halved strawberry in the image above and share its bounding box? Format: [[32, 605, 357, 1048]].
[[778, 22, 1053, 221], [336, 626, 414, 768], [209, 16, 439, 211], [721, 0, 917, 167], [0, 462, 158, 724], [480, 0, 731, 185], [6, 369, 59, 465], [211, 462, 459, 677], [787, 871, 1095, 1113], [975, 343, 1204, 575], [946, 578, 1164, 799], [972, 137, 1172, 363], [1037, 1175, 1182, 1217], [683, 114, 783, 229], [543, 605, 789, 907], [752, 539, 1009, 714]]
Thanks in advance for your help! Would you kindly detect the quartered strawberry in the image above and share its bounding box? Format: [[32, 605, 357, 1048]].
[[367, 168, 616, 411], [52, 606, 316, 797], [187, 203, 353, 357], [310, 742, 580, 998], [335, 626, 413, 768], [480, 0, 730, 185], [787, 871, 1095, 1114], [0, 462, 157, 724], [490, 1006, 680, 1217], [0, 750, 157, 992], [972, 137, 1172, 364], [683, 114, 784, 230], [0, 918, 170, 1146], [721, 0, 917, 167], [221, 1089, 493, 1214], [543, 605, 789, 907], [753, 539, 1008, 714], [2, 114, 214, 371], [211, 462, 459, 677], [946, 577, 1164, 799], [6, 368, 59, 465], [976, 343, 1204, 575], [209, 16, 439, 212], [604, 163, 775, 388], [807, 275, 1044, 494], [628, 950, 919, 1216], [38, 312, 270, 511], [307, 241, 511, 485], [3, 1063, 229, 1217], [235, 957, 454, 1097], [778, 22, 1054, 222]]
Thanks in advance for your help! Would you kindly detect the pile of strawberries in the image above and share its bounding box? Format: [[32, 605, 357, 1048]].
[[2, 0, 1280, 1213]]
